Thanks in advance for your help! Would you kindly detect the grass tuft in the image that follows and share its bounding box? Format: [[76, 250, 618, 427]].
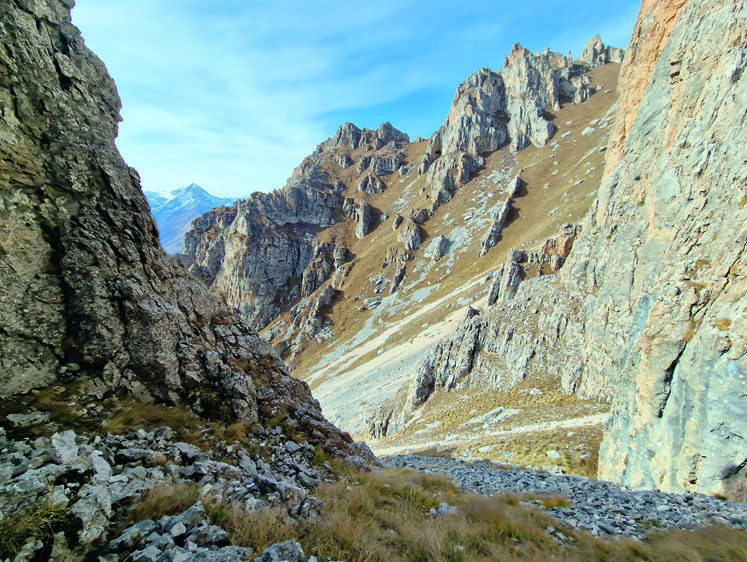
[[125, 469, 747, 562], [0, 503, 69, 560], [541, 496, 572, 509], [105, 400, 198, 436], [134, 483, 201, 522]]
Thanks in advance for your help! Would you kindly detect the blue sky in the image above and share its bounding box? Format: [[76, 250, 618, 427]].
[[72, 1, 640, 199]]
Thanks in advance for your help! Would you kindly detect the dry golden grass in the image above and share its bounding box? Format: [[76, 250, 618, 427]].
[[105, 400, 198, 437], [375, 383, 605, 478], [0, 503, 69, 560], [541, 496, 573, 509], [134, 483, 202, 522], [141, 468, 747, 562]]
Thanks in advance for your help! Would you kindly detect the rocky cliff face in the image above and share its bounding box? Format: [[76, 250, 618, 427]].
[[420, 43, 600, 212], [580, 0, 746, 499], [182, 122, 408, 330], [397, 0, 746, 499], [185, 40, 615, 346], [0, 0, 364, 462]]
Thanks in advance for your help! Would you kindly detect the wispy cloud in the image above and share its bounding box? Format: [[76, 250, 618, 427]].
[[72, 0, 639, 199]]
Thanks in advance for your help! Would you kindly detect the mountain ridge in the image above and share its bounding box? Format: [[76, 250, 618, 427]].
[[182, 1, 746, 502], [144, 183, 234, 255]]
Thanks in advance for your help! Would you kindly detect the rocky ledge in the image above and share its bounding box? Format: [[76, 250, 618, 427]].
[[385, 455, 747, 540], [0, 418, 368, 561]]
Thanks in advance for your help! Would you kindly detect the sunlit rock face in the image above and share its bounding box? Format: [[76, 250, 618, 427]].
[[582, 0, 747, 500], [393, 0, 746, 499], [182, 121, 409, 330]]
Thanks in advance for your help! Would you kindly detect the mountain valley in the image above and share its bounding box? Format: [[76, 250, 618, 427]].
[[0, 0, 745, 560]]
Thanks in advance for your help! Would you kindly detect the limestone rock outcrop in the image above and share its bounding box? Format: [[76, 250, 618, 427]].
[[343, 198, 374, 239], [479, 176, 522, 256], [0, 0, 365, 463], [603, 0, 689, 170], [427, 42, 601, 159], [300, 241, 348, 298], [406, 0, 746, 500], [358, 174, 386, 195], [576, 0, 747, 499], [420, 39, 617, 214], [183, 121, 408, 330], [319, 121, 409, 152], [397, 220, 423, 251], [579, 35, 625, 67], [425, 235, 449, 262], [412, 278, 585, 408]]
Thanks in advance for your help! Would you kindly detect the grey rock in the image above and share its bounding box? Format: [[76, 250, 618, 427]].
[[430, 502, 458, 517], [190, 546, 253, 561], [409, 208, 430, 224], [356, 155, 371, 174], [6, 412, 50, 426], [156, 547, 190, 562], [357, 174, 386, 195], [91, 451, 112, 482], [163, 503, 208, 533], [51, 431, 79, 464], [186, 525, 231, 548], [130, 545, 162, 562], [480, 176, 521, 256], [424, 235, 449, 262], [105, 519, 156, 554], [578, 35, 625, 67], [172, 443, 202, 462], [71, 484, 113, 544], [397, 220, 422, 251], [254, 540, 305, 562], [343, 198, 373, 239], [336, 153, 353, 169]]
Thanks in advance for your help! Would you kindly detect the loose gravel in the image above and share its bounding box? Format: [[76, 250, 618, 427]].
[[384, 454, 747, 539]]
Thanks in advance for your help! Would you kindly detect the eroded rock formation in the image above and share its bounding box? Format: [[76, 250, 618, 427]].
[[183, 122, 407, 330], [420, 40, 615, 213], [0, 0, 366, 464], [401, 0, 747, 499], [579, 35, 625, 67]]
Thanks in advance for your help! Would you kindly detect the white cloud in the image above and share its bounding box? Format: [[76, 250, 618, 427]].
[[73, 0, 639, 199]]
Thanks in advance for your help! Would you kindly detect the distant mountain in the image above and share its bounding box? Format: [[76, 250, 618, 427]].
[[144, 184, 234, 254]]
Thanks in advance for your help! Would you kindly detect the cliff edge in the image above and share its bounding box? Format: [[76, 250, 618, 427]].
[[0, 0, 363, 461]]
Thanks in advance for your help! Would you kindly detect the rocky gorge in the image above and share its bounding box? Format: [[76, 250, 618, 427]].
[[183, 0, 744, 504], [0, 0, 746, 559], [0, 0, 374, 558], [389, 0, 747, 501]]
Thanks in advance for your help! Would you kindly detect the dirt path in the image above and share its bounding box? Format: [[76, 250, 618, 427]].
[[370, 412, 610, 457]]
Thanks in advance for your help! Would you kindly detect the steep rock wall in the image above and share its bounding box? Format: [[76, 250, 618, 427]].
[[0, 0, 362, 460], [404, 0, 746, 498], [580, 0, 746, 498], [603, 0, 688, 170], [182, 122, 407, 330]]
